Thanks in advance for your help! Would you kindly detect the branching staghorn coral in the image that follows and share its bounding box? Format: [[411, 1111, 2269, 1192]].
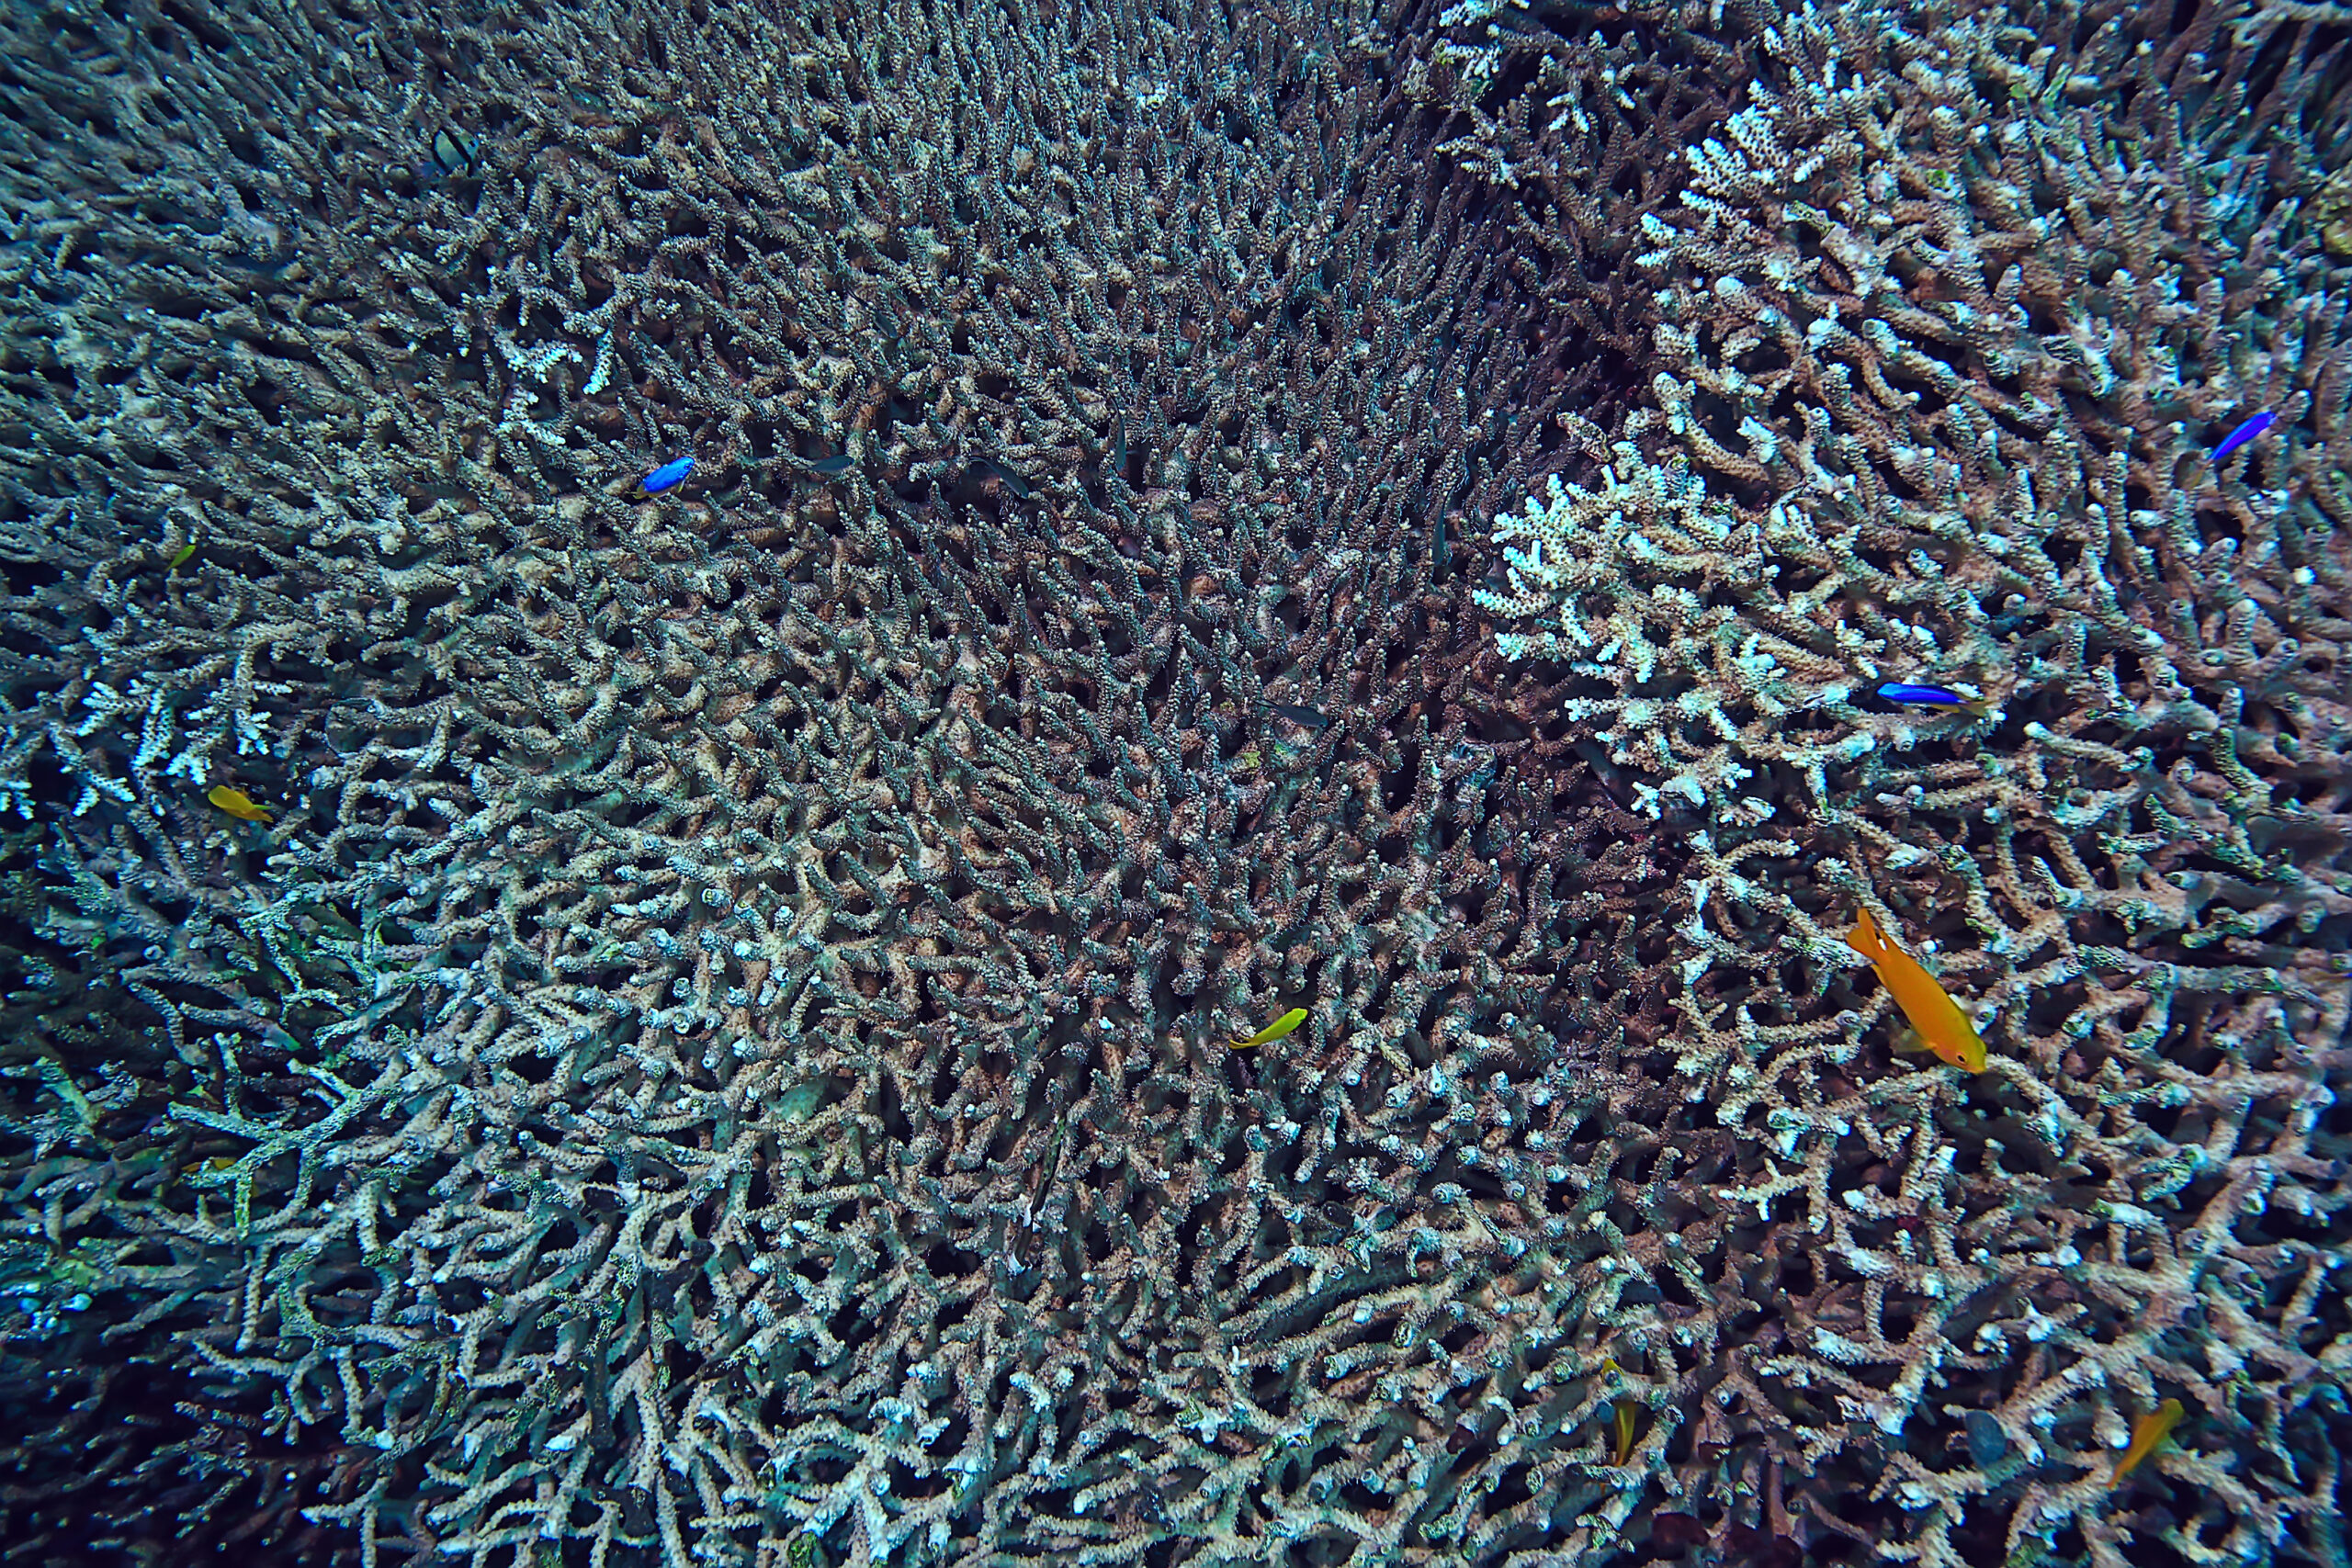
[[5, 0, 2350, 1565], [1476, 0, 2352, 1562], [1409, 0, 1749, 438], [0, 0, 1719, 1563]]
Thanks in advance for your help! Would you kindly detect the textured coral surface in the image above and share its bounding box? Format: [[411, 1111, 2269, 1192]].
[[0, 0, 2346, 1565]]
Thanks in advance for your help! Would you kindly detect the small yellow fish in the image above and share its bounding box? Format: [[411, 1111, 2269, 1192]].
[[168, 540, 198, 571], [1847, 905, 1988, 1072], [1611, 1399, 1640, 1466], [207, 784, 274, 822], [2112, 1397, 2183, 1486], [1228, 1007, 1307, 1050]]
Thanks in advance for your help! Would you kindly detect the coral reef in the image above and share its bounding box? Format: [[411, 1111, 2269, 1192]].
[[0, 0, 2346, 1566], [1471, 0, 2352, 1561], [0, 0, 1681, 1561]]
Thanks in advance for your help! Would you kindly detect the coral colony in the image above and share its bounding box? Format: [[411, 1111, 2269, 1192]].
[[1, 0, 2347, 1563]]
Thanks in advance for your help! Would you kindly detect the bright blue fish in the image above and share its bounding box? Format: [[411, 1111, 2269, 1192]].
[[1878, 682, 1987, 716], [642, 457, 695, 493], [2211, 412, 2274, 464]]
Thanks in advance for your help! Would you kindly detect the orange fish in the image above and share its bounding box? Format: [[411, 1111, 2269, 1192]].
[[2112, 1397, 2183, 1486], [207, 784, 273, 822], [1847, 905, 1988, 1072]]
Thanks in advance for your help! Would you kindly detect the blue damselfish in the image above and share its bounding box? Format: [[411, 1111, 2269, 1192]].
[[642, 457, 695, 493], [2211, 411, 2274, 464], [1877, 682, 1973, 707]]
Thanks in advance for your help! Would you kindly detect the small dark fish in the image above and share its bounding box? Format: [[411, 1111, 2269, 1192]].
[[1964, 1410, 2008, 1468], [2210, 411, 2275, 464], [642, 457, 695, 493], [977, 458, 1032, 500], [807, 454, 855, 475], [219, 253, 299, 279], [1268, 704, 1330, 730], [431, 128, 480, 177], [1877, 682, 1987, 716]]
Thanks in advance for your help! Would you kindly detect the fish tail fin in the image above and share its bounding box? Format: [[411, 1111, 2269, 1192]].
[[1848, 904, 1883, 956]]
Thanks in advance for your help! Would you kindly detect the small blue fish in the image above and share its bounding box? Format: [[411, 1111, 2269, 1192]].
[[2210, 412, 2274, 464], [642, 457, 695, 493], [1964, 1410, 2008, 1469], [1267, 703, 1330, 731], [1878, 682, 1988, 716]]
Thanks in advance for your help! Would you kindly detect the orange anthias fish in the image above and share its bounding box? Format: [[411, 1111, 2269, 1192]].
[[207, 784, 274, 822], [2112, 1397, 2184, 1486], [1847, 905, 1988, 1072]]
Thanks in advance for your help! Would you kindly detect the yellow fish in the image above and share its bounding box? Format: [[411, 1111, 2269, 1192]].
[[1228, 1007, 1307, 1050], [2112, 1397, 2183, 1486], [1595, 1349, 1641, 1463], [1847, 905, 1988, 1072], [207, 784, 274, 823]]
